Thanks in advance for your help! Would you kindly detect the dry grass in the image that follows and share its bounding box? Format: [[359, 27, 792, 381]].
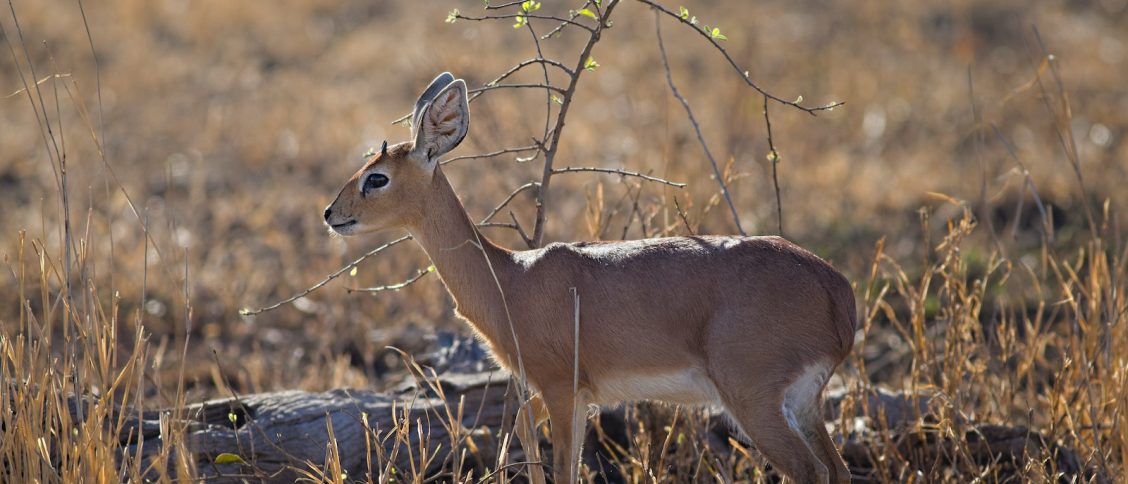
[[2, 0, 1126, 481]]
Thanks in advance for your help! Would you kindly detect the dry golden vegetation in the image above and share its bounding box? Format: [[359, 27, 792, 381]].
[[2, 0, 1126, 481]]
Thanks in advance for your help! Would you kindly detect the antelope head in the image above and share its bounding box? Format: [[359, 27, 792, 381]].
[[323, 72, 470, 236]]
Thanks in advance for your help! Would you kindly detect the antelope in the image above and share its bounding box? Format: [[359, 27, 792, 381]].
[[323, 72, 856, 484]]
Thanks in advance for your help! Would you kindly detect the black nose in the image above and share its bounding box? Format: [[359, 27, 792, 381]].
[[323, 207, 332, 221]]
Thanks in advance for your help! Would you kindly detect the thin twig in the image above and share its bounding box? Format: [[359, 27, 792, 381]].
[[673, 195, 695, 235], [525, 14, 554, 162], [541, 0, 595, 39], [239, 235, 412, 315], [482, 182, 541, 223], [478, 222, 521, 230], [391, 81, 566, 127], [441, 145, 540, 165], [508, 211, 534, 247], [763, 95, 783, 236], [655, 13, 745, 235], [553, 166, 686, 188], [484, 0, 526, 10], [470, 83, 566, 95], [453, 12, 596, 33], [639, 0, 842, 115], [347, 267, 433, 293], [495, 57, 576, 82]]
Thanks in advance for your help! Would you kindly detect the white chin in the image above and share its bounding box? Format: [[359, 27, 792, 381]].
[[328, 223, 359, 236]]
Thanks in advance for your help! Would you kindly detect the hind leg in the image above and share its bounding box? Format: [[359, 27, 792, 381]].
[[724, 392, 829, 483], [782, 367, 850, 484]]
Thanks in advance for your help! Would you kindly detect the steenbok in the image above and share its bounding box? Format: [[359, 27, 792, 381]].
[[324, 72, 856, 483]]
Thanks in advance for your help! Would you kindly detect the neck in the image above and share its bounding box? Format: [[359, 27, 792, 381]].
[[407, 169, 516, 353]]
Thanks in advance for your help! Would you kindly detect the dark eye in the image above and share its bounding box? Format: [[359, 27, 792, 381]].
[[363, 173, 389, 194]]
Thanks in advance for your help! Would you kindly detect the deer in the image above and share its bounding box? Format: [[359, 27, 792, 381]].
[[323, 72, 857, 484]]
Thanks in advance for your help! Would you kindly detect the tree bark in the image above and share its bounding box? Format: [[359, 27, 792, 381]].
[[117, 371, 523, 482]]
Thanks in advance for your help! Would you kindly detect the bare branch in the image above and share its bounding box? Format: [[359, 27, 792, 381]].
[[240, 235, 413, 315], [346, 267, 433, 293], [441, 145, 540, 165], [494, 58, 576, 82], [655, 13, 745, 235], [479, 222, 521, 229], [453, 12, 595, 33], [763, 96, 783, 236], [481, 182, 541, 223], [532, 0, 622, 246], [639, 0, 843, 115], [469, 83, 566, 96], [484, 0, 527, 10], [508, 211, 535, 247], [673, 195, 695, 235], [552, 166, 686, 188], [541, 0, 597, 39]]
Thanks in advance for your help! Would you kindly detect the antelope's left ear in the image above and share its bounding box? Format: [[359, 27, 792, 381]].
[[411, 79, 470, 166]]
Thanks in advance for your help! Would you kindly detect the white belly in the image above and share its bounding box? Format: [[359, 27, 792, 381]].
[[592, 368, 722, 406]]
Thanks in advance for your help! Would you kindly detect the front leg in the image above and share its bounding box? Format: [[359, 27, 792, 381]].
[[544, 389, 593, 483]]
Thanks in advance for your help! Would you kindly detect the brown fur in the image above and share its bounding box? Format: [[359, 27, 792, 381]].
[[324, 75, 856, 483]]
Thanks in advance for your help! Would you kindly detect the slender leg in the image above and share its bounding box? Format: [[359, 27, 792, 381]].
[[726, 396, 829, 484], [545, 390, 592, 484], [515, 394, 550, 484], [790, 394, 851, 484]]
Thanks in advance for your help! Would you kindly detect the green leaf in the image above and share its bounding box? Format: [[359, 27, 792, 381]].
[[584, 56, 600, 71], [678, 6, 689, 20], [767, 150, 780, 163], [349, 266, 358, 277], [238, 308, 251, 316], [793, 95, 803, 104], [227, 412, 238, 425], [711, 27, 727, 41], [513, 14, 526, 28], [550, 95, 563, 105], [445, 9, 460, 23], [577, 8, 597, 19], [521, 1, 541, 12], [215, 453, 247, 465]]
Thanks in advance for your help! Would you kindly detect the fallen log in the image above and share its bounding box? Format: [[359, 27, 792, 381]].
[[44, 333, 1096, 482], [116, 370, 524, 482]]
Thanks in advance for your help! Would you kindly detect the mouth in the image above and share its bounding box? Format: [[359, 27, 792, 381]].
[[328, 220, 358, 235]]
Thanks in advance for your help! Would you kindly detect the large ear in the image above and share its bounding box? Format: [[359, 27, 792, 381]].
[[411, 78, 470, 163], [411, 72, 456, 138]]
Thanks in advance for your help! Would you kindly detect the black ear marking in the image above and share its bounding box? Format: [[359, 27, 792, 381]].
[[413, 72, 456, 131], [381, 140, 388, 156]]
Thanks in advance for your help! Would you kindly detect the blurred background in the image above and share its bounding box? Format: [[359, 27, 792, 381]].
[[1, 0, 1126, 477]]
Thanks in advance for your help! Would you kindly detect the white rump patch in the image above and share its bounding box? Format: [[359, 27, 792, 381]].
[[781, 361, 832, 434]]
